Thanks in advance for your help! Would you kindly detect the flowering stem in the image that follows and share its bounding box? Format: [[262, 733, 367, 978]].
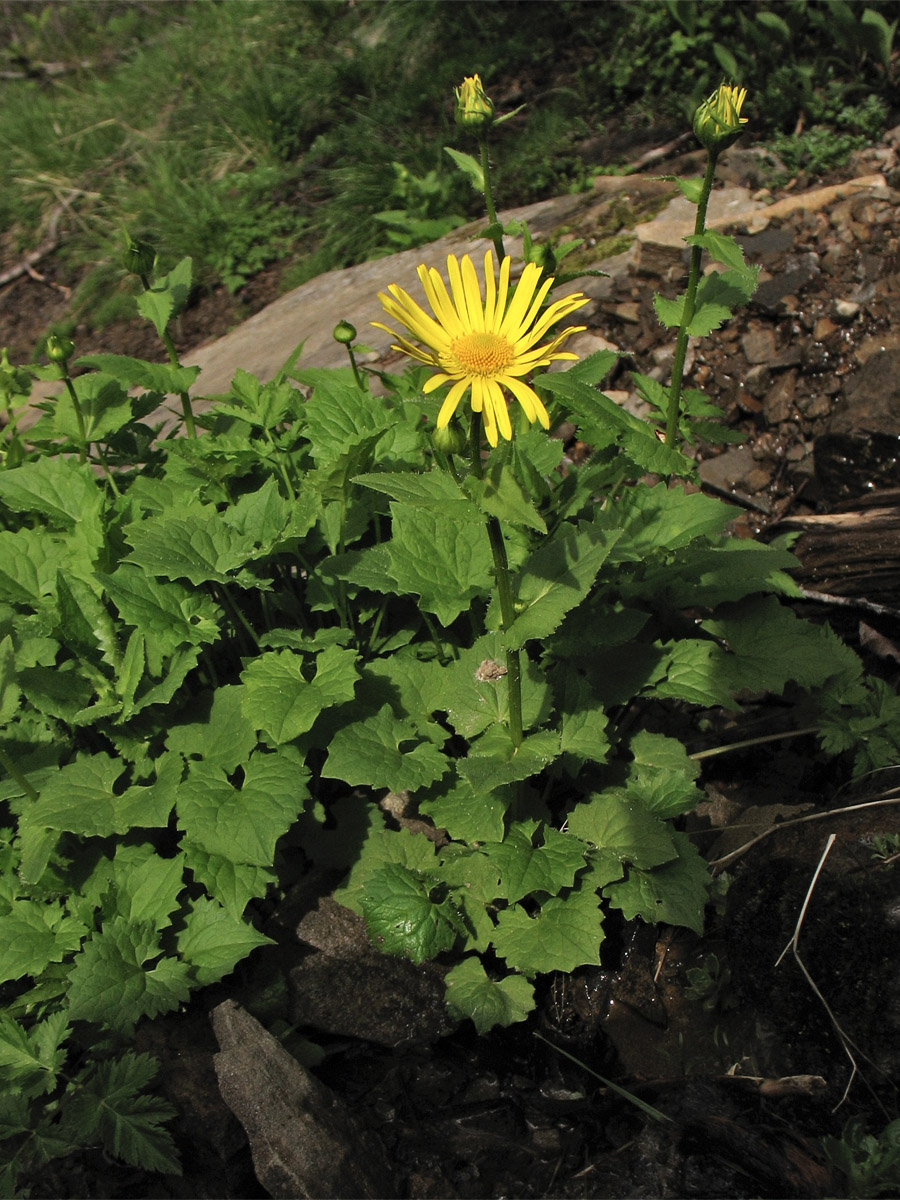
[[479, 137, 506, 264], [159, 326, 197, 439], [62, 375, 88, 465], [665, 150, 719, 447], [469, 415, 523, 749]]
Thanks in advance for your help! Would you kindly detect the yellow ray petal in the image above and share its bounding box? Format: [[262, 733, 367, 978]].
[[461, 255, 485, 334], [498, 261, 542, 339], [437, 377, 472, 427], [483, 250, 498, 328], [484, 378, 512, 442]]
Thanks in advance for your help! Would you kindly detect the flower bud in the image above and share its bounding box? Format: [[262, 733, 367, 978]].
[[692, 84, 748, 154], [454, 74, 494, 132], [46, 334, 74, 364], [0, 348, 31, 406], [332, 319, 357, 345], [122, 234, 156, 277], [433, 420, 467, 455]]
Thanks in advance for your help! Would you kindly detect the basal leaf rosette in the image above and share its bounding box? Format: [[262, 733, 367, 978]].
[[373, 250, 588, 447]]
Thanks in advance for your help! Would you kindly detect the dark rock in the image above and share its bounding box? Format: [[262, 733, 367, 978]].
[[752, 253, 820, 314], [737, 226, 794, 259], [212, 1000, 396, 1200], [289, 946, 452, 1047], [815, 349, 900, 500], [288, 896, 453, 1046]]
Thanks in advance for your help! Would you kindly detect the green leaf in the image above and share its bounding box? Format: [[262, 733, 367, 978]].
[[75, 354, 200, 396], [118, 848, 186, 929], [23, 752, 175, 838], [241, 645, 358, 745], [66, 918, 192, 1032], [324, 704, 449, 792], [180, 850, 274, 919], [603, 831, 708, 933], [123, 503, 259, 587], [354, 470, 479, 520], [176, 896, 273, 985], [657, 175, 703, 203], [0, 456, 102, 526], [360, 862, 464, 964], [0, 528, 68, 603], [0, 900, 85, 984], [651, 638, 734, 708], [444, 146, 484, 191], [539, 372, 693, 477], [0, 635, 19, 724], [483, 821, 587, 904], [566, 791, 677, 868], [464, 464, 546, 532], [102, 565, 222, 663], [64, 1052, 180, 1175], [444, 957, 535, 1032], [420, 776, 509, 844], [684, 230, 750, 274], [492, 877, 604, 975], [439, 632, 550, 739], [499, 522, 620, 650], [136, 257, 192, 337], [177, 750, 309, 867], [165, 686, 255, 774], [457, 729, 560, 794], [555, 673, 610, 767], [387, 502, 494, 626], [299, 369, 397, 467], [704, 594, 861, 694], [624, 730, 702, 817], [653, 293, 685, 329], [0, 1012, 69, 1093]]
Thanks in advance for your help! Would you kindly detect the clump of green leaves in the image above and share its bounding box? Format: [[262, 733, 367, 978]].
[[823, 1119, 900, 1198], [2, 171, 900, 1197]]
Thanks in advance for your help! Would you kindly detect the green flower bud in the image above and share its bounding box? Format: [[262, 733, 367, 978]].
[[46, 334, 74, 364], [454, 74, 494, 132], [122, 234, 156, 277], [0, 348, 32, 402], [332, 319, 357, 345], [692, 84, 748, 154], [433, 420, 467, 455]]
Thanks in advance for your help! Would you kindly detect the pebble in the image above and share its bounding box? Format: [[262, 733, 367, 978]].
[[741, 327, 776, 364], [613, 301, 641, 324], [764, 371, 796, 425], [834, 299, 861, 322], [813, 317, 838, 341]]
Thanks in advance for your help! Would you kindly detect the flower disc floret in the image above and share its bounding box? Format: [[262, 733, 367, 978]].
[[373, 251, 588, 447]]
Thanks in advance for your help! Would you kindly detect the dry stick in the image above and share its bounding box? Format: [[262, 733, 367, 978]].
[[0, 202, 65, 289], [708, 793, 900, 873], [774, 834, 889, 1114]]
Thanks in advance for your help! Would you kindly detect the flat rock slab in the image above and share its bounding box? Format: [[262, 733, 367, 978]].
[[212, 999, 396, 1199], [815, 349, 900, 500]]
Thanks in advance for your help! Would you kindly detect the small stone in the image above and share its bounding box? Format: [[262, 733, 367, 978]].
[[744, 363, 772, 399], [813, 317, 838, 341], [834, 299, 861, 322], [741, 327, 776, 364], [613, 301, 640, 324], [763, 370, 796, 425]]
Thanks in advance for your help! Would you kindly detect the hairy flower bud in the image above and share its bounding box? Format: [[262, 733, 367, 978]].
[[432, 420, 467, 455], [692, 84, 748, 154], [332, 319, 357, 345], [46, 333, 74, 364], [454, 74, 494, 132], [122, 234, 156, 277]]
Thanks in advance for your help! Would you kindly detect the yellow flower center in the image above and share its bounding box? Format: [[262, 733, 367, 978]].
[[451, 331, 515, 377]]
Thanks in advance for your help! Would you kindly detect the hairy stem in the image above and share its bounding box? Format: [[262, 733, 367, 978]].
[[665, 150, 718, 446]]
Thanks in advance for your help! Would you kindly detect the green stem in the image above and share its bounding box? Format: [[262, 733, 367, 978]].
[[160, 325, 196, 439], [479, 137, 505, 263], [215, 583, 260, 651], [0, 746, 39, 802], [665, 150, 719, 447], [263, 428, 296, 501], [469, 414, 523, 748], [94, 444, 121, 497], [344, 344, 366, 391], [690, 726, 820, 761], [62, 375, 88, 464]]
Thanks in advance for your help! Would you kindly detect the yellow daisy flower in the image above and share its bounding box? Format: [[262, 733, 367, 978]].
[[373, 250, 589, 447]]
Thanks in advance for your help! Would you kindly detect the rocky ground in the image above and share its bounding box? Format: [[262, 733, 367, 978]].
[[7, 133, 900, 1199]]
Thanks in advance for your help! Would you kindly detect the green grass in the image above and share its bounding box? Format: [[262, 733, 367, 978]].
[[0, 0, 895, 340]]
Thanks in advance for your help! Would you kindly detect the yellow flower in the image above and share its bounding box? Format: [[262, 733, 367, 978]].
[[373, 251, 588, 447], [454, 74, 494, 131], [692, 83, 748, 153]]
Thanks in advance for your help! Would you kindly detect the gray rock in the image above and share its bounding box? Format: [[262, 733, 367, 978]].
[[212, 1000, 396, 1199], [741, 327, 776, 365], [834, 298, 861, 322], [815, 349, 900, 500], [744, 363, 772, 399], [751, 253, 820, 314], [763, 371, 796, 425]]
